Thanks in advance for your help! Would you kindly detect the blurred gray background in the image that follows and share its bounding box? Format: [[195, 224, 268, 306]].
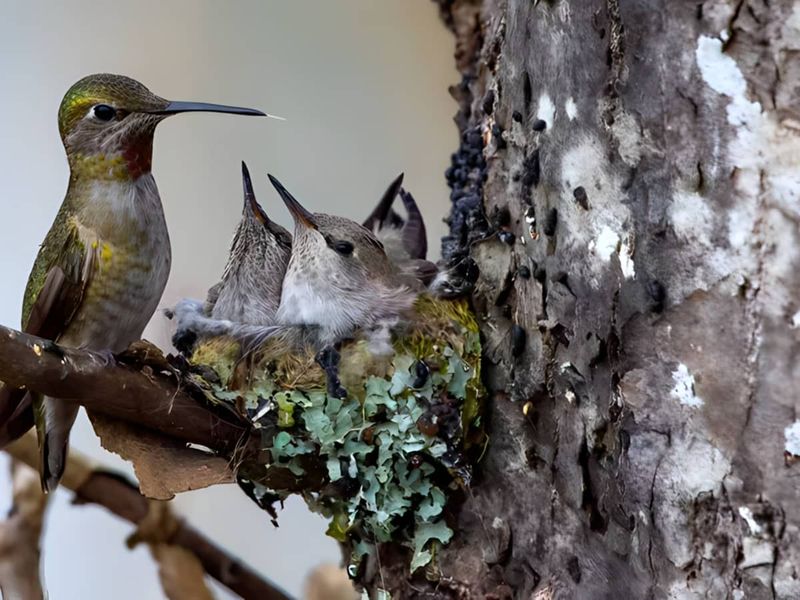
[[0, 1, 456, 597]]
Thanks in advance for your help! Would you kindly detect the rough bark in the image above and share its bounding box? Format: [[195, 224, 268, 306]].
[[361, 0, 800, 597]]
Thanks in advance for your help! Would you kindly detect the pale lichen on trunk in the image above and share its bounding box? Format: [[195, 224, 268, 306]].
[[360, 0, 800, 597]]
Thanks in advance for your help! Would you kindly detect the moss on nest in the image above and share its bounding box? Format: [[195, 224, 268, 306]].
[[188, 295, 485, 573]]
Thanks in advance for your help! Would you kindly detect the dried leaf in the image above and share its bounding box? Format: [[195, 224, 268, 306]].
[[90, 414, 233, 500]]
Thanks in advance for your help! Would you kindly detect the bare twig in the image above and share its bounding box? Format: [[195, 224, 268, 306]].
[[0, 459, 46, 600], [5, 432, 293, 600], [304, 564, 358, 600]]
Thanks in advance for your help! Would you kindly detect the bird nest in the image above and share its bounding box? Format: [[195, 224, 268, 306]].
[[184, 294, 486, 574]]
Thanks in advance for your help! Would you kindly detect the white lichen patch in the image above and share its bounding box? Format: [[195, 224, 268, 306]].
[[670, 363, 704, 408], [668, 189, 744, 296], [695, 36, 750, 99], [740, 537, 775, 569], [590, 226, 620, 262], [537, 93, 555, 129], [559, 134, 632, 286], [559, 135, 627, 227], [586, 228, 635, 279], [656, 435, 731, 568], [694, 35, 800, 315], [669, 190, 714, 242], [619, 238, 636, 279], [726, 201, 758, 250], [565, 97, 577, 120], [653, 433, 731, 568], [786, 2, 800, 35], [738, 506, 762, 535], [784, 421, 800, 456], [792, 311, 800, 329]]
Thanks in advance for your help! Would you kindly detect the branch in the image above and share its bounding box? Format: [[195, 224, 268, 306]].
[[0, 324, 252, 455], [0, 459, 46, 600], [5, 432, 294, 600]]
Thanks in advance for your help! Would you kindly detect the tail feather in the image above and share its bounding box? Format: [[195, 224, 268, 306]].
[[37, 395, 79, 492]]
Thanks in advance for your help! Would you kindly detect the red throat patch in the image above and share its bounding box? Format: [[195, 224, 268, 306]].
[[122, 136, 154, 179]]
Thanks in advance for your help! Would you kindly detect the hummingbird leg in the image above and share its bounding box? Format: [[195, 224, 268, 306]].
[[93, 348, 117, 367], [315, 345, 347, 399]]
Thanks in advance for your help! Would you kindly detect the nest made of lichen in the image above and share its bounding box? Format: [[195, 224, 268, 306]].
[[187, 294, 485, 573]]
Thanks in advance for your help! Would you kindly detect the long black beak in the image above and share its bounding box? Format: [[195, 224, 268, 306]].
[[241, 162, 269, 224], [152, 101, 283, 119], [268, 174, 317, 229]]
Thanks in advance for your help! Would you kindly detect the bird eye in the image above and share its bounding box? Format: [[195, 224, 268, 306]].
[[92, 104, 116, 122], [333, 240, 354, 256]]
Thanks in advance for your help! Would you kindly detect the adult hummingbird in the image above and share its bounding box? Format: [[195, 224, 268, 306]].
[[0, 73, 268, 491]]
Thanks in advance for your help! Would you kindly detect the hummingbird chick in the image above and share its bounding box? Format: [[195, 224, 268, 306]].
[[270, 175, 417, 344], [267, 175, 418, 397], [362, 173, 438, 288], [0, 74, 267, 491], [170, 173, 429, 356], [171, 162, 291, 353], [206, 162, 291, 322], [363, 174, 477, 298]]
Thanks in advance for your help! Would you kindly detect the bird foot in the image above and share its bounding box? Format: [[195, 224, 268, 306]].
[[315, 346, 347, 399], [40, 339, 65, 358], [94, 348, 116, 367]]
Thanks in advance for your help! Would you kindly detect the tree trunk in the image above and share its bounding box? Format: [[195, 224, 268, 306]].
[[367, 0, 800, 597]]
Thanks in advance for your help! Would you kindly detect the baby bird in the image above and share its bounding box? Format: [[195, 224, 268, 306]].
[[270, 175, 416, 344], [362, 173, 437, 287], [169, 162, 291, 353], [206, 162, 292, 323], [268, 175, 418, 396]]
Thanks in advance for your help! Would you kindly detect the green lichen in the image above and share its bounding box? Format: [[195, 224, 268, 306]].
[[189, 295, 485, 573]]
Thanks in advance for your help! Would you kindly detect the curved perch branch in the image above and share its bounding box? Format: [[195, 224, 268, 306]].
[[0, 323, 252, 455], [5, 432, 294, 600]]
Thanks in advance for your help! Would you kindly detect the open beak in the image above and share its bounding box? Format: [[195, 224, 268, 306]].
[[268, 174, 317, 229], [240, 162, 270, 224], [362, 172, 404, 230], [151, 101, 284, 120]]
